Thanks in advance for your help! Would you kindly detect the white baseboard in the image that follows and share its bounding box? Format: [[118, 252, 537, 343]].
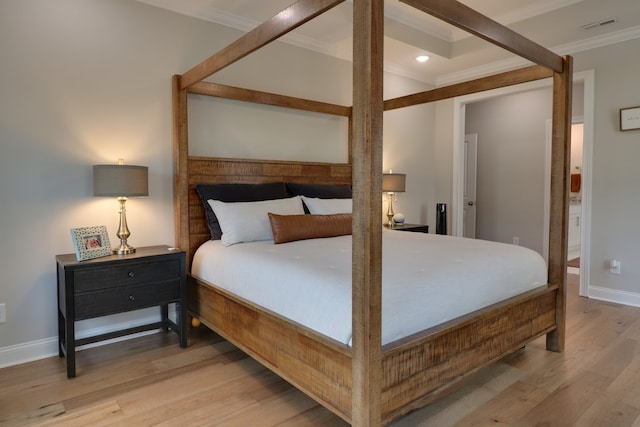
[[0, 336, 60, 369], [588, 285, 640, 308], [0, 309, 176, 370]]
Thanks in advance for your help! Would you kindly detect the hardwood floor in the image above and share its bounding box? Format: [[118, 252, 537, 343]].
[[2, 274, 640, 426]]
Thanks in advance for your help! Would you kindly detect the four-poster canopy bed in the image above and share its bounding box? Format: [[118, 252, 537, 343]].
[[172, 0, 572, 425]]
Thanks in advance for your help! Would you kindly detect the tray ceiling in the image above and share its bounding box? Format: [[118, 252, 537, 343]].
[[139, 0, 640, 85]]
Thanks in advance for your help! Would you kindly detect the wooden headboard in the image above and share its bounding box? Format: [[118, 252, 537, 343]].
[[181, 156, 352, 268]]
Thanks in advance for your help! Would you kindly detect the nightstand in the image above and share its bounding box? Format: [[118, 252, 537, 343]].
[[387, 223, 429, 233], [56, 245, 187, 378]]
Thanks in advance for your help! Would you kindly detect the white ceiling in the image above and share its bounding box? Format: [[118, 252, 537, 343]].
[[138, 0, 640, 85]]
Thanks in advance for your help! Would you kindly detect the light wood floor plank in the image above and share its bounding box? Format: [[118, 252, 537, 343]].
[[3, 274, 640, 426], [35, 400, 124, 427], [516, 370, 612, 426], [454, 380, 549, 426], [574, 396, 640, 427]]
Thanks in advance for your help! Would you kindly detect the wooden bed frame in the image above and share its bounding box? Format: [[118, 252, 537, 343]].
[[172, 1, 572, 425]]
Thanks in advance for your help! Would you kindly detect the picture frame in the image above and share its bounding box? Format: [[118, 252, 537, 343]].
[[70, 226, 112, 261], [620, 106, 640, 131]]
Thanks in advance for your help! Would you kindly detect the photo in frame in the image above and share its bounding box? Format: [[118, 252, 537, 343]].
[[70, 225, 112, 261], [620, 106, 640, 131]]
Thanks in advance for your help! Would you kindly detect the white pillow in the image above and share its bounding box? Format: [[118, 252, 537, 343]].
[[208, 196, 304, 246], [301, 196, 352, 214]]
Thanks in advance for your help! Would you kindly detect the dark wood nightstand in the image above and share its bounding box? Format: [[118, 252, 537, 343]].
[[56, 245, 187, 378], [387, 223, 429, 233]]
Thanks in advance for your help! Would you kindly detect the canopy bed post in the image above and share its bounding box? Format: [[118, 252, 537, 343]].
[[547, 55, 573, 352], [172, 74, 190, 263], [351, 0, 384, 425]]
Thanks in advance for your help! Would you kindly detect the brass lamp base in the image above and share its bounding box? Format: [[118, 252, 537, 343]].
[[385, 192, 395, 228], [113, 196, 136, 255], [113, 244, 136, 255]]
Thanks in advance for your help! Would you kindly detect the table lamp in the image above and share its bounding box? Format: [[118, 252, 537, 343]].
[[382, 172, 406, 227], [93, 159, 148, 254]]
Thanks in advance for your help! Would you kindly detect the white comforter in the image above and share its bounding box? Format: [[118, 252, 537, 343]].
[[192, 230, 547, 346]]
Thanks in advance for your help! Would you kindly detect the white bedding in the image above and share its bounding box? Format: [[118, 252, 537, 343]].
[[192, 230, 547, 346]]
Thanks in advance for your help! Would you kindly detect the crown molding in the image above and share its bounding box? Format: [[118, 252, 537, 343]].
[[138, 0, 340, 58], [437, 25, 640, 86], [450, 0, 585, 41], [555, 24, 640, 55], [138, 0, 640, 87]]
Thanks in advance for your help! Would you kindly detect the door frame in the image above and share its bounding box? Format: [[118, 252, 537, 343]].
[[463, 133, 478, 238], [452, 69, 594, 297]]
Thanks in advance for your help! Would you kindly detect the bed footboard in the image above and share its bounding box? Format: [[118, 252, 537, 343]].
[[187, 275, 354, 423], [380, 285, 558, 424], [189, 275, 558, 425]]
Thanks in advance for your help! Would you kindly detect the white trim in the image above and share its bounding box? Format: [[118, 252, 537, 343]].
[[579, 70, 595, 297], [438, 26, 640, 86], [0, 310, 175, 369], [0, 337, 59, 370], [589, 286, 640, 308], [543, 119, 552, 263], [451, 102, 465, 236], [449, 0, 585, 42], [137, 0, 640, 86]]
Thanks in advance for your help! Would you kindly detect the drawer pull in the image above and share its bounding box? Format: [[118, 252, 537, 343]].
[[129, 295, 135, 301], [128, 271, 135, 278]]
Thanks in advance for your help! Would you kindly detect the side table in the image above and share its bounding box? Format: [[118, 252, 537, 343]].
[[56, 245, 187, 378], [387, 223, 429, 233]]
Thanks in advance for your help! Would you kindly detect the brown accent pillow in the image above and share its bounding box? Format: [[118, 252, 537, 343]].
[[268, 213, 352, 244]]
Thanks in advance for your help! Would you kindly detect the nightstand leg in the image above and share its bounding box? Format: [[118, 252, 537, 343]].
[[178, 302, 187, 348], [66, 316, 76, 378], [57, 309, 65, 358], [160, 304, 169, 331]]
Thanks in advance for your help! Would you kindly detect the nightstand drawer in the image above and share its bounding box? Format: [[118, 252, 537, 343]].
[[74, 259, 181, 292], [74, 279, 181, 319]]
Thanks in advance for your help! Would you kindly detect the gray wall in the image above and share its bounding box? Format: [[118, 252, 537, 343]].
[[2, 0, 639, 366], [465, 87, 553, 254], [576, 38, 640, 296], [0, 0, 433, 363]]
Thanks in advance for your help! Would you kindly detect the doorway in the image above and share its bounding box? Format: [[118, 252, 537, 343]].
[[567, 122, 584, 275], [452, 70, 594, 297]]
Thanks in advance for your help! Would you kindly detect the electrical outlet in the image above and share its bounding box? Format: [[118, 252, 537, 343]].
[[513, 236, 519, 245], [610, 259, 621, 275], [0, 303, 6, 323]]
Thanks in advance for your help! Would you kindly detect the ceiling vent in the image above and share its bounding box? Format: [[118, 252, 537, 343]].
[[580, 18, 617, 30]]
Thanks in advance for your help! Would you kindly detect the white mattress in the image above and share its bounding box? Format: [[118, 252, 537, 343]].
[[192, 230, 547, 346]]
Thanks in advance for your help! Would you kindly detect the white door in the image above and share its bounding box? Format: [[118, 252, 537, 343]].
[[463, 134, 478, 238]]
